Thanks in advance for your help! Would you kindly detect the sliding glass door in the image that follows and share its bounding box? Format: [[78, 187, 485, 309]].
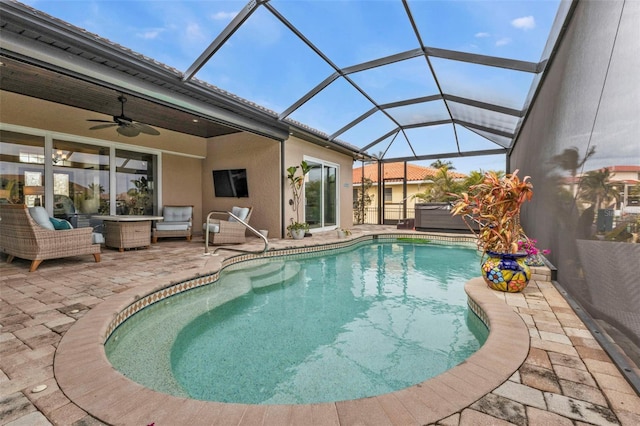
[[304, 158, 338, 231], [0, 127, 158, 224]]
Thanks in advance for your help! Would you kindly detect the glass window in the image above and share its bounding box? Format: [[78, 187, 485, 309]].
[[1, 130, 159, 220], [116, 149, 156, 215], [384, 187, 393, 202], [52, 140, 110, 227], [0, 130, 45, 206]]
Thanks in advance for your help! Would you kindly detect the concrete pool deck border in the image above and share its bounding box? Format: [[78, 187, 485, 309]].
[[54, 256, 527, 425], [2, 226, 639, 425]]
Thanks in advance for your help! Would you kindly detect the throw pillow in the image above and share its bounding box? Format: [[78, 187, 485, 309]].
[[92, 233, 105, 244], [49, 217, 73, 230], [28, 206, 55, 230]]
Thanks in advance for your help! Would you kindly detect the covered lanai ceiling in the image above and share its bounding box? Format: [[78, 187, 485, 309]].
[[1, 0, 573, 164]]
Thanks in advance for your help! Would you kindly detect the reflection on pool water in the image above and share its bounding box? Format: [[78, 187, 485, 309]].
[[105, 241, 488, 404]]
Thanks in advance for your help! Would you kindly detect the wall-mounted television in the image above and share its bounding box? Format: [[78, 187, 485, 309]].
[[212, 169, 249, 198]]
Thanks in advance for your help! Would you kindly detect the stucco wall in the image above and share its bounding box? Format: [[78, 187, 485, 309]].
[[161, 154, 204, 230], [285, 137, 355, 231], [202, 132, 281, 237]]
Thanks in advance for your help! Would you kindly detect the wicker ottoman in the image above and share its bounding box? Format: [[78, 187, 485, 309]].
[[104, 220, 152, 252]]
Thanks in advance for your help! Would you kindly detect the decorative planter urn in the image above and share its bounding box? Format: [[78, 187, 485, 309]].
[[290, 229, 305, 240], [481, 251, 531, 292]]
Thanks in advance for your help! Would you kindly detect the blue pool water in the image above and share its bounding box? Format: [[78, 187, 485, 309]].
[[105, 241, 487, 404]]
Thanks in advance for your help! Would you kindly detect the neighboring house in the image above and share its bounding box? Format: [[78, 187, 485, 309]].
[[352, 162, 466, 223], [590, 165, 640, 214]]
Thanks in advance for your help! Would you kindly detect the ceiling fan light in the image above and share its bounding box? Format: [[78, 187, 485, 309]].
[[53, 150, 68, 164]]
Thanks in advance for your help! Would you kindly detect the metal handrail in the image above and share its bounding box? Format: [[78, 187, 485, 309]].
[[203, 210, 269, 256]]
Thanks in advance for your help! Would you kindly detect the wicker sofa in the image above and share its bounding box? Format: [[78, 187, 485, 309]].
[[203, 206, 252, 245], [0, 204, 101, 272]]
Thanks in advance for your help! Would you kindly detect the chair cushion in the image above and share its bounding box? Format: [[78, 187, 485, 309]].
[[29, 206, 55, 230], [229, 206, 250, 222], [163, 206, 192, 222], [92, 232, 105, 244], [203, 223, 220, 233], [156, 222, 190, 231], [49, 217, 73, 230]]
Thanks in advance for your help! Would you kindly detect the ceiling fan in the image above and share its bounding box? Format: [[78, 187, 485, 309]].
[[87, 95, 160, 137]]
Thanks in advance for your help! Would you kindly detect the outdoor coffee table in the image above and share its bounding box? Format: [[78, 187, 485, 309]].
[[94, 215, 163, 252]]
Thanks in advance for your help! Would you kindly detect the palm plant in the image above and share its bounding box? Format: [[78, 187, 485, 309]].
[[430, 159, 455, 170], [415, 166, 462, 203], [578, 168, 620, 209], [286, 161, 311, 235], [127, 176, 151, 215]]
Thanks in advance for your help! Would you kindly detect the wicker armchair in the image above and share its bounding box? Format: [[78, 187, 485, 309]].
[[204, 207, 252, 245], [0, 204, 101, 272], [152, 205, 193, 243]]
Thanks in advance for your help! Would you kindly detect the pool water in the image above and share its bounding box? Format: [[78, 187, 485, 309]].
[[106, 241, 488, 404]]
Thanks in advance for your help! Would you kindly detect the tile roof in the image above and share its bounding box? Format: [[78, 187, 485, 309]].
[[353, 162, 467, 184]]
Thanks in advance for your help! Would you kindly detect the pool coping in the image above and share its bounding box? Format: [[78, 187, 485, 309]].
[[54, 235, 530, 425]]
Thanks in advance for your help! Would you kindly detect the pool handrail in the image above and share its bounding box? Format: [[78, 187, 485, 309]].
[[204, 210, 269, 256]]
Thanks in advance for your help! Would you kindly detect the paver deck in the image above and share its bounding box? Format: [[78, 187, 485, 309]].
[[1, 226, 639, 425]]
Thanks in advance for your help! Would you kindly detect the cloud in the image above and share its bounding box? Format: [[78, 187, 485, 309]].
[[496, 37, 511, 46], [475, 32, 490, 38], [185, 22, 205, 41], [212, 11, 237, 21], [511, 16, 536, 30], [137, 29, 163, 40]]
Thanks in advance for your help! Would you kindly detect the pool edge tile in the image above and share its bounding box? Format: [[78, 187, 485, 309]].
[[53, 237, 531, 426]]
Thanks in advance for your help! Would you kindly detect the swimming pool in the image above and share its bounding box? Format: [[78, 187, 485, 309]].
[[105, 240, 487, 404]]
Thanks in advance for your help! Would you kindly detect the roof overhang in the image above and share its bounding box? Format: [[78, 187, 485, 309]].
[[0, 1, 308, 145]]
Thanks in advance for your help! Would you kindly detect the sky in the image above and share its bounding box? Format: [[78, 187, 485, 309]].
[[21, 0, 563, 174]]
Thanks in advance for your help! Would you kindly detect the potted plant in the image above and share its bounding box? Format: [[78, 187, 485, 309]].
[[336, 228, 352, 238], [450, 170, 534, 292], [518, 238, 550, 267], [287, 219, 309, 240], [286, 161, 312, 239]]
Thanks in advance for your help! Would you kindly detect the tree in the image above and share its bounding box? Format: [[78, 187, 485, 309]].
[[461, 170, 488, 194], [353, 177, 374, 224], [127, 176, 151, 215], [578, 168, 620, 209], [414, 165, 462, 202], [430, 159, 455, 170], [286, 160, 312, 226]]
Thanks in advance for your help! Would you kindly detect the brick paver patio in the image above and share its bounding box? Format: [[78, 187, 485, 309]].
[[1, 226, 639, 425]]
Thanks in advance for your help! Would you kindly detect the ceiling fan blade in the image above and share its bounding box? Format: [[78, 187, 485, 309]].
[[88, 96, 157, 137], [117, 125, 140, 137], [89, 123, 118, 130], [133, 122, 160, 136]]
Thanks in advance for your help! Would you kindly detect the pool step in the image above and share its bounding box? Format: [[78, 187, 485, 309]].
[[250, 260, 301, 291]]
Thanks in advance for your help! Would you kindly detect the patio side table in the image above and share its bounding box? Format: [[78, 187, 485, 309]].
[[94, 215, 163, 252]]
